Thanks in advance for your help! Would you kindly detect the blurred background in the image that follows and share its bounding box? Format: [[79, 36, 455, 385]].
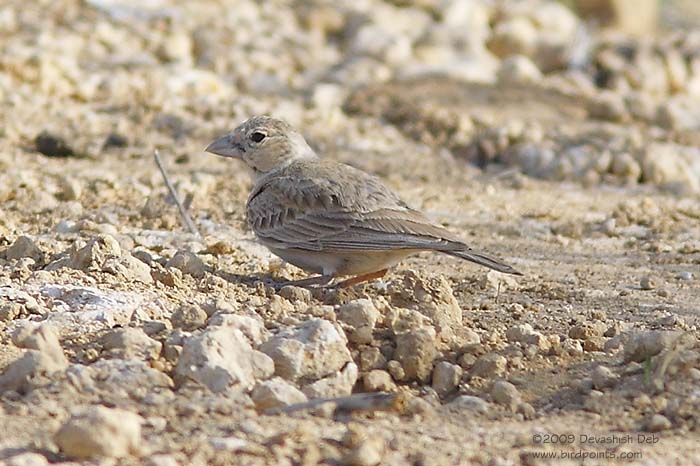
[[2, 0, 700, 234]]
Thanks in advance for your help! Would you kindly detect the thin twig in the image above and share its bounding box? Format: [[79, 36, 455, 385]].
[[263, 392, 405, 416], [153, 149, 202, 239]]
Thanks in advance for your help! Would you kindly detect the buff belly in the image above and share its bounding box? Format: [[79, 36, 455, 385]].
[[267, 246, 415, 277]]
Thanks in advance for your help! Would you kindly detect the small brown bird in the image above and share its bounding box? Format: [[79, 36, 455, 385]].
[[206, 116, 521, 288]]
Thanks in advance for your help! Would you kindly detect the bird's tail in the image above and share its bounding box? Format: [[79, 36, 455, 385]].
[[443, 249, 522, 275]]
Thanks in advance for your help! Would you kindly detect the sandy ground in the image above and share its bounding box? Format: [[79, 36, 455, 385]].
[[1, 1, 700, 465]]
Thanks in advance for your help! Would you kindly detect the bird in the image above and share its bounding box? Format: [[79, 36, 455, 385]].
[[205, 115, 521, 288]]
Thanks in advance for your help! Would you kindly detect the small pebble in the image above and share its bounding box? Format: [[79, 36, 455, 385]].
[[35, 130, 75, 158], [640, 276, 655, 290], [55, 406, 143, 459], [491, 380, 521, 411], [646, 414, 672, 432]]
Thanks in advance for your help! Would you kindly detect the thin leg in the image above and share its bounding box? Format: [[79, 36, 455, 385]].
[[334, 269, 388, 289], [276, 274, 333, 289]]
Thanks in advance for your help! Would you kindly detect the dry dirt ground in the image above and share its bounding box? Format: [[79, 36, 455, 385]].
[[1, 0, 700, 463]]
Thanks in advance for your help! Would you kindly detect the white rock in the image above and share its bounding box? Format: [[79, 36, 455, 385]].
[[260, 318, 351, 382], [325, 56, 392, 86], [207, 313, 268, 345], [0, 324, 69, 393], [277, 285, 312, 303], [488, 17, 537, 58], [361, 347, 388, 374], [448, 395, 491, 415], [251, 377, 307, 410], [640, 143, 700, 194], [343, 436, 384, 466], [39, 284, 156, 330], [176, 327, 274, 392], [591, 365, 618, 390], [56, 175, 82, 201], [419, 19, 491, 58], [386, 307, 432, 333], [664, 48, 688, 93], [481, 269, 521, 292], [0, 287, 39, 313], [470, 353, 507, 379], [439, 0, 492, 34], [12, 323, 65, 359], [166, 250, 207, 278], [432, 361, 463, 396], [5, 452, 50, 466], [68, 234, 121, 270], [106, 252, 153, 284], [388, 272, 463, 341], [102, 327, 162, 360], [398, 56, 498, 83], [497, 55, 542, 84], [351, 24, 413, 65], [611, 151, 642, 182], [625, 92, 657, 122], [453, 327, 481, 347], [47, 234, 152, 283], [363, 370, 396, 392], [569, 320, 607, 340], [587, 91, 629, 122], [491, 380, 521, 411], [394, 327, 438, 382], [387, 360, 405, 382], [655, 98, 700, 132], [505, 323, 551, 352], [0, 351, 68, 394], [310, 82, 347, 115], [158, 31, 193, 65], [209, 437, 250, 452], [530, 2, 579, 41], [646, 414, 672, 432], [55, 406, 143, 459], [147, 454, 180, 466], [302, 362, 358, 399], [354, 2, 431, 42], [337, 299, 380, 344], [170, 304, 207, 331], [562, 338, 584, 356], [66, 359, 173, 397]]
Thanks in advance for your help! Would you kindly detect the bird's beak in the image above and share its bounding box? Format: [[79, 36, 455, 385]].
[[205, 134, 241, 158]]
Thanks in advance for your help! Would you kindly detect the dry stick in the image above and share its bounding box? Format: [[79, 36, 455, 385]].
[[153, 150, 202, 240], [263, 392, 404, 416]]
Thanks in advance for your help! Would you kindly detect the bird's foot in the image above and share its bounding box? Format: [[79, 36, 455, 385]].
[[273, 269, 389, 290]]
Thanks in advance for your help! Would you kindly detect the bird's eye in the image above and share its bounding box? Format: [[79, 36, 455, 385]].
[[251, 132, 266, 143]]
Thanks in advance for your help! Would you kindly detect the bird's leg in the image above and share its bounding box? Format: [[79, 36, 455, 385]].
[[276, 274, 333, 289], [334, 269, 388, 289]]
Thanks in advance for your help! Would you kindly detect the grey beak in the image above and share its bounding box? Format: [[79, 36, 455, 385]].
[[205, 135, 240, 157]]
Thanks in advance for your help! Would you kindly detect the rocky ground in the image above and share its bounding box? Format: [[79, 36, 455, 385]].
[[1, 0, 700, 465]]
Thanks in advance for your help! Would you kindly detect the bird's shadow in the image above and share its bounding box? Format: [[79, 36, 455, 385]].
[[212, 267, 277, 289], [210, 266, 365, 304]]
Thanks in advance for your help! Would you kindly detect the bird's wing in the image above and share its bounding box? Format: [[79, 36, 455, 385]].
[[246, 164, 464, 253]]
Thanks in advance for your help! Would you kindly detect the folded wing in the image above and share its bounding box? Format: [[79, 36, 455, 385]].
[[248, 168, 469, 253]]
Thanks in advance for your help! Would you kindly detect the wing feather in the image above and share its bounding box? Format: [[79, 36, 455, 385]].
[[246, 162, 466, 254]]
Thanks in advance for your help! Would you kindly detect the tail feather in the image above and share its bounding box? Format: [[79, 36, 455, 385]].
[[443, 249, 522, 275]]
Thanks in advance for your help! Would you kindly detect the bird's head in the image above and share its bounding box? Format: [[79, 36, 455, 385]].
[[205, 116, 317, 176]]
